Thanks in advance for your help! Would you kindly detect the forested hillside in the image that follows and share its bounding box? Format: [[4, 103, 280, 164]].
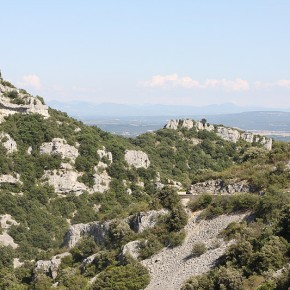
[[0, 78, 290, 289]]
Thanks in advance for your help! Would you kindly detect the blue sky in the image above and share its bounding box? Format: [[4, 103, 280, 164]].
[[1, 1, 290, 108]]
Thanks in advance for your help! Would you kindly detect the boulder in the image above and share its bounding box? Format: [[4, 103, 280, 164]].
[[122, 240, 140, 260]]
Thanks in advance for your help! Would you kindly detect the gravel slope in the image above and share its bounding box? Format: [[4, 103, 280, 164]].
[[142, 212, 247, 290]]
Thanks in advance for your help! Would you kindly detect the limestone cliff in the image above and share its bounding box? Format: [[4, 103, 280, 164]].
[[0, 82, 49, 121], [165, 118, 272, 150]]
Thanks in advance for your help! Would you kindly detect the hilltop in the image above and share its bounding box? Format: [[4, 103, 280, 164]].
[[0, 77, 290, 289]]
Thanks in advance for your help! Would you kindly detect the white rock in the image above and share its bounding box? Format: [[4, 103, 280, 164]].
[[40, 138, 79, 162], [125, 150, 150, 169], [42, 164, 87, 194], [122, 240, 140, 260], [93, 166, 111, 193], [0, 90, 49, 122], [97, 147, 113, 164], [217, 127, 241, 143], [164, 119, 179, 130], [0, 132, 17, 153], [27, 146, 32, 155], [182, 119, 194, 129], [35, 252, 71, 279], [13, 258, 24, 269], [64, 221, 110, 249], [130, 209, 168, 233], [0, 174, 22, 185], [0, 214, 19, 229], [0, 232, 18, 249]]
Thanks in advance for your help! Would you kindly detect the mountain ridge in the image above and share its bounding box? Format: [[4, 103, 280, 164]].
[[0, 77, 290, 289]]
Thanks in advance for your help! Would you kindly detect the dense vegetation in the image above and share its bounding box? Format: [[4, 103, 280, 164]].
[[0, 80, 290, 289]]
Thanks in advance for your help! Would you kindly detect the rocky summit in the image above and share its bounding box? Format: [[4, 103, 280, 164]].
[[0, 76, 289, 290]]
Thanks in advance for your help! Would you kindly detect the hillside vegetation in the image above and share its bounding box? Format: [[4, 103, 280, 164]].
[[0, 78, 290, 289]]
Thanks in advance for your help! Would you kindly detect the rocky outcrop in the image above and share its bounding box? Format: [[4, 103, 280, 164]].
[[216, 127, 240, 143], [217, 126, 272, 150], [142, 213, 247, 290], [42, 163, 87, 195], [40, 138, 79, 162], [0, 174, 22, 185], [97, 147, 113, 164], [129, 209, 168, 233], [91, 147, 113, 193], [165, 119, 214, 132], [63, 221, 111, 249], [0, 84, 49, 122], [93, 167, 111, 193], [64, 209, 168, 248], [0, 132, 17, 153], [0, 214, 19, 249], [35, 252, 71, 279], [125, 150, 150, 169], [188, 179, 255, 195], [122, 240, 140, 260], [164, 119, 272, 150]]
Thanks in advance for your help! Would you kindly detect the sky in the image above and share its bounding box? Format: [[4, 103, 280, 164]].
[[1, 0, 290, 108]]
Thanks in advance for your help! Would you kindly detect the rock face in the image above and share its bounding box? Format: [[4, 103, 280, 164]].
[[165, 119, 214, 132], [63, 221, 111, 249], [129, 209, 168, 233], [35, 252, 71, 279], [164, 119, 272, 150], [93, 167, 111, 193], [0, 84, 49, 122], [92, 147, 113, 193], [64, 209, 167, 248], [216, 127, 241, 143], [40, 138, 79, 162], [0, 132, 17, 153], [216, 126, 272, 150], [43, 163, 87, 195], [125, 150, 150, 169], [188, 179, 255, 195], [142, 213, 247, 290]]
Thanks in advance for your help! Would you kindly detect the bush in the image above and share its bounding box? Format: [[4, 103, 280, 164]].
[[191, 242, 207, 257]]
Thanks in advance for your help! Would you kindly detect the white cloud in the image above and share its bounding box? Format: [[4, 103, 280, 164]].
[[203, 78, 249, 91], [141, 74, 249, 91], [276, 79, 290, 88], [142, 74, 200, 88], [18, 74, 42, 90]]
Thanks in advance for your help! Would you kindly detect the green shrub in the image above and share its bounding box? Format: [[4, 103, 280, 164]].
[[191, 242, 207, 257]]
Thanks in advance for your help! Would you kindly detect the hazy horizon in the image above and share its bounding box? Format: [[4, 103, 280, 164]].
[[1, 1, 290, 108]]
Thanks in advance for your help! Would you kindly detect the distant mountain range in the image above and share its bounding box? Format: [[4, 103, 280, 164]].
[[47, 100, 290, 118]]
